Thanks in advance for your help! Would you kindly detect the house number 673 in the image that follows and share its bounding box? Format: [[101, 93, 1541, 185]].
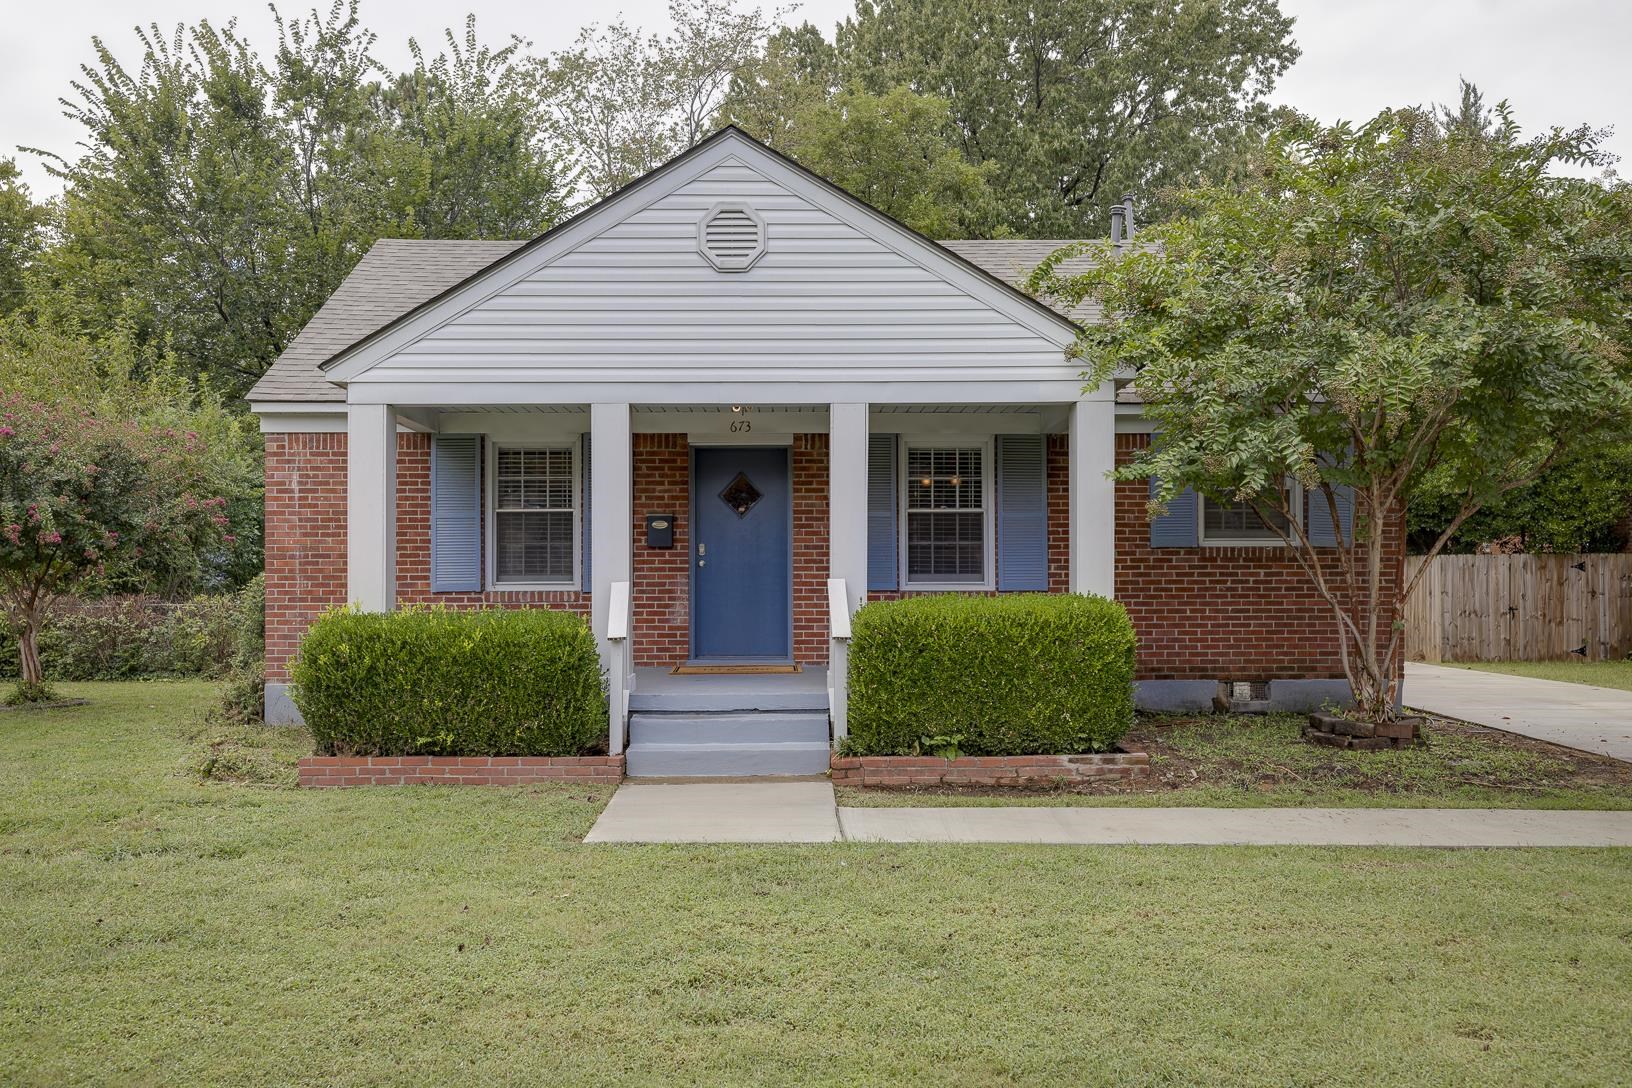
[[729, 418, 752, 433]]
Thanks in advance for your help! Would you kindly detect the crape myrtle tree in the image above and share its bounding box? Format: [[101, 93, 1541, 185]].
[[0, 390, 232, 699], [1035, 106, 1632, 723]]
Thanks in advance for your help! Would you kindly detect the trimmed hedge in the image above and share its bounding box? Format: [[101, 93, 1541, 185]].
[[846, 593, 1135, 756], [290, 606, 607, 757]]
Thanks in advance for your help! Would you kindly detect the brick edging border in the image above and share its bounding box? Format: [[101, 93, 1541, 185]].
[[830, 752, 1149, 788], [298, 755, 624, 788]]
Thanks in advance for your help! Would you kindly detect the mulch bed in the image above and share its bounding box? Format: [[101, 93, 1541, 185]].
[[842, 714, 1632, 801]]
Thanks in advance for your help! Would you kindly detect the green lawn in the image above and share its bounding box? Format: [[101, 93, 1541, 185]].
[[1443, 658, 1632, 693], [3, 683, 1632, 1086], [842, 712, 1632, 809]]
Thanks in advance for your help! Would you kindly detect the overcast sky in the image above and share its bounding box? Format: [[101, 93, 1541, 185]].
[[3, 0, 1627, 197]]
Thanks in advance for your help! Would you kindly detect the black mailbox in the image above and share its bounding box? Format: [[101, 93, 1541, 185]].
[[645, 513, 675, 549]]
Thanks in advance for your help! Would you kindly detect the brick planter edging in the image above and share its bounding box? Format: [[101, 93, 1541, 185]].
[[830, 752, 1149, 788], [298, 755, 624, 788]]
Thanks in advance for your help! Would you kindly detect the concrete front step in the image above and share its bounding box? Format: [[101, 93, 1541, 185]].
[[628, 675, 829, 714], [625, 740, 834, 778], [628, 711, 829, 745]]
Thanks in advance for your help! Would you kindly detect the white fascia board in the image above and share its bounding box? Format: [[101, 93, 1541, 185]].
[[254, 403, 347, 433], [346, 379, 1107, 407], [1114, 401, 1155, 433], [326, 130, 1079, 386], [440, 412, 588, 443], [870, 411, 1041, 436], [641, 410, 825, 435]]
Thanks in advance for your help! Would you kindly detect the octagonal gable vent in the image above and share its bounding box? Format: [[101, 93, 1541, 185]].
[[697, 202, 766, 272]]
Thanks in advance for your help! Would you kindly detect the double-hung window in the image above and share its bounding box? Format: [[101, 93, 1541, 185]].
[[902, 443, 990, 586], [491, 445, 577, 585], [1199, 481, 1300, 546]]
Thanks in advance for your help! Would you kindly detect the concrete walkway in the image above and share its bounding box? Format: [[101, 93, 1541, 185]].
[[584, 781, 841, 842], [1406, 662, 1632, 762], [837, 805, 1632, 846], [584, 781, 1632, 846]]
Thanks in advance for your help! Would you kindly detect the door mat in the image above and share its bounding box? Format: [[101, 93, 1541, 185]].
[[670, 663, 802, 675]]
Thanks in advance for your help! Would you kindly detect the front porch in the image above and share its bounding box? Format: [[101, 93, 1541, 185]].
[[320, 397, 1117, 760]]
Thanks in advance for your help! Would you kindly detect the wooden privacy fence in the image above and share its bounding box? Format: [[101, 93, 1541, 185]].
[[1404, 553, 1632, 662]]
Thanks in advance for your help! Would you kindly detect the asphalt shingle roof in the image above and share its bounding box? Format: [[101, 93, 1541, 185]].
[[248, 239, 526, 402], [938, 239, 1105, 325], [245, 237, 1102, 403]]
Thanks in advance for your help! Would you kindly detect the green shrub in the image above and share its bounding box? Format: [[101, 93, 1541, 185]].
[[846, 593, 1136, 756], [0, 585, 258, 681], [290, 606, 607, 757]]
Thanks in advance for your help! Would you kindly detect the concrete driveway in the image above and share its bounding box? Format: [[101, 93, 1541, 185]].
[[1406, 662, 1632, 763]]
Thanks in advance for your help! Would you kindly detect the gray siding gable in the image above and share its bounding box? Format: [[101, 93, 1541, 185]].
[[323, 132, 1081, 393]]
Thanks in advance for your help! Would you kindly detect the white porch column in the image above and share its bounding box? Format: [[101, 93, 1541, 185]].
[[346, 403, 396, 611], [828, 402, 870, 612], [1069, 395, 1117, 597], [827, 402, 869, 744], [590, 403, 633, 711]]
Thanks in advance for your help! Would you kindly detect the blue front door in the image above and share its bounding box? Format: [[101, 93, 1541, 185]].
[[691, 446, 792, 660]]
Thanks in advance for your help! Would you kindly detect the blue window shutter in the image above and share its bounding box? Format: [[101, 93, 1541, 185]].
[[1308, 483, 1353, 546], [430, 434, 482, 592], [1148, 478, 1199, 548], [580, 432, 592, 591], [867, 433, 898, 591], [996, 434, 1048, 590]]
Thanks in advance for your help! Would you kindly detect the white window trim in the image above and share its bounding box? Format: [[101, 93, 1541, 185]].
[[1199, 478, 1303, 548], [897, 435, 996, 591], [485, 438, 582, 591]]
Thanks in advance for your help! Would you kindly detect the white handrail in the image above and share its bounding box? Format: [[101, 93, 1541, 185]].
[[827, 577, 852, 640], [606, 580, 632, 756], [607, 580, 630, 641], [827, 578, 852, 743]]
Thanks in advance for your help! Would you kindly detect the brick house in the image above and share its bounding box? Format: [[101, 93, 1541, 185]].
[[250, 128, 1393, 774]]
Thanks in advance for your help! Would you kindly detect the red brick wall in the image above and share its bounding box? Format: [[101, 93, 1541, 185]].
[[264, 434, 591, 683], [1047, 434, 1070, 593], [1113, 432, 1404, 681], [266, 427, 1399, 686], [395, 434, 590, 616], [792, 435, 830, 664], [265, 433, 347, 683], [631, 434, 690, 666], [629, 433, 830, 667]]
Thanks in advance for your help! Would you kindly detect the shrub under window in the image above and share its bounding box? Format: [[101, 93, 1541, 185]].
[[846, 593, 1135, 756], [290, 606, 606, 757]]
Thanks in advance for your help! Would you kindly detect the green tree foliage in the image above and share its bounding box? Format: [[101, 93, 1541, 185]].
[[1408, 440, 1632, 554], [537, 0, 783, 199], [27, 2, 569, 401], [716, 23, 840, 153], [0, 160, 50, 319], [0, 384, 236, 691], [373, 18, 571, 239], [836, 0, 1299, 238], [0, 322, 262, 592], [1037, 106, 1632, 722], [724, 77, 1003, 237]]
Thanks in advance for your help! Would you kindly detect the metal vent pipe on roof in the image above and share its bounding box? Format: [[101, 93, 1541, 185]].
[[1122, 193, 1137, 240], [1108, 203, 1125, 245]]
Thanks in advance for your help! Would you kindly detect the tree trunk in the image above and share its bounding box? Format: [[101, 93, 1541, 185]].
[[16, 615, 42, 687]]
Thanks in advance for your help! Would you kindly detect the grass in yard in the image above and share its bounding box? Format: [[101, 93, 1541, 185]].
[[3, 683, 1632, 1086], [1442, 658, 1632, 693], [838, 713, 1632, 809]]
